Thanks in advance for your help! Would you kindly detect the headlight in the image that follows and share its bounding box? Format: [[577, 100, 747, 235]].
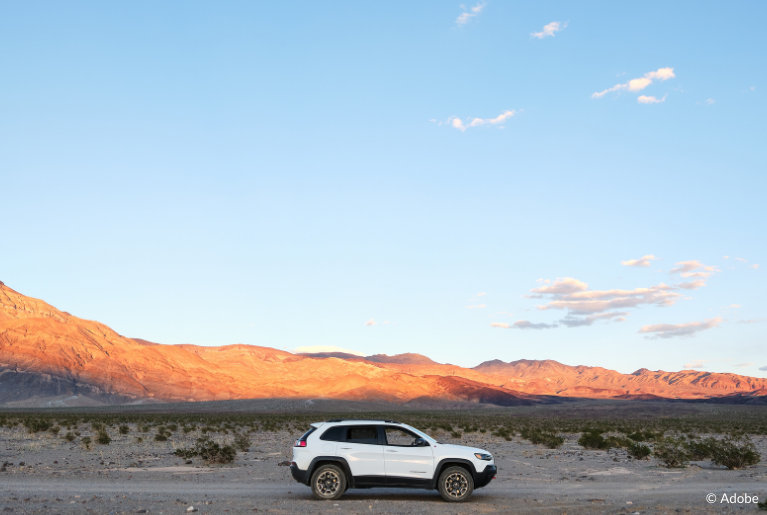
[[474, 453, 492, 461]]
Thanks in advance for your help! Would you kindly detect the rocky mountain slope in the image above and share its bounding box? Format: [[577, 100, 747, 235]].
[[1, 281, 765, 406]]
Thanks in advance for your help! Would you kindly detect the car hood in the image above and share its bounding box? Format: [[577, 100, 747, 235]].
[[435, 443, 490, 456]]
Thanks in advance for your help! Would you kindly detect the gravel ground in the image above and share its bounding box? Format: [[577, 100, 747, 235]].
[[1, 426, 766, 514]]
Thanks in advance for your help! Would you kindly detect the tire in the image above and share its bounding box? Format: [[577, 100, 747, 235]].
[[310, 464, 347, 500], [437, 466, 474, 502]]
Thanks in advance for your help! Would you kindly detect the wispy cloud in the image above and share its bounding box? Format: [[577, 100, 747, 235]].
[[621, 255, 658, 268], [684, 360, 708, 369], [510, 320, 558, 330], [447, 110, 516, 131], [532, 279, 682, 315], [639, 316, 722, 339], [477, 292, 487, 297], [750, 264, 760, 270], [669, 261, 720, 286], [294, 345, 365, 356], [490, 322, 510, 328], [364, 319, 377, 326], [456, 2, 485, 26], [733, 363, 754, 368], [531, 21, 567, 39], [638, 95, 667, 104], [739, 318, 766, 324], [560, 311, 628, 327], [466, 304, 486, 309], [735, 257, 748, 263], [592, 67, 675, 99]]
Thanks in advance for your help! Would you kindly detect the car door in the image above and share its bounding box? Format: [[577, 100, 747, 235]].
[[335, 425, 385, 479], [381, 425, 434, 481]]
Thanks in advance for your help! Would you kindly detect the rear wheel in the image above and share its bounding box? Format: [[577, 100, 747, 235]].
[[438, 466, 474, 502], [310, 464, 347, 500]]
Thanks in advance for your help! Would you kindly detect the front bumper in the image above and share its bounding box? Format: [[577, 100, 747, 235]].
[[290, 463, 308, 485], [475, 464, 497, 488]]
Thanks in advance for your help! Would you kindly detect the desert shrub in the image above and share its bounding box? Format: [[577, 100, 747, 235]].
[[119, 425, 130, 435], [96, 429, 111, 445], [627, 442, 651, 460], [233, 432, 250, 452], [24, 418, 53, 433], [183, 425, 196, 434], [64, 432, 76, 442], [605, 435, 632, 449], [81, 436, 92, 450], [653, 438, 690, 468], [521, 428, 565, 449], [579, 430, 609, 450], [91, 422, 104, 432], [174, 436, 236, 464], [136, 437, 144, 443], [758, 497, 767, 511], [166, 424, 178, 432], [155, 426, 172, 441], [492, 427, 513, 441], [708, 435, 761, 470], [48, 426, 61, 435], [685, 439, 714, 460]]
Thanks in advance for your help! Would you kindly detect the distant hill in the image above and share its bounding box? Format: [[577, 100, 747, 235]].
[[0, 281, 765, 407]]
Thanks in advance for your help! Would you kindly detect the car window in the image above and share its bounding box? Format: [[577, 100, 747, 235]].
[[384, 426, 421, 446], [345, 425, 379, 444], [320, 426, 346, 442]]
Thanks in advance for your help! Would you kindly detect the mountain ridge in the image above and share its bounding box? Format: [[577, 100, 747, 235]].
[[1, 282, 765, 406]]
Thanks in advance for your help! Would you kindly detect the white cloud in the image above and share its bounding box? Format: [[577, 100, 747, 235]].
[[739, 318, 766, 324], [294, 345, 365, 356], [510, 320, 558, 330], [705, 98, 716, 105], [733, 363, 754, 368], [535, 282, 683, 315], [364, 319, 377, 326], [684, 360, 707, 369], [530, 277, 588, 295], [669, 261, 719, 289], [490, 322, 510, 328], [477, 292, 487, 297], [448, 110, 516, 131], [750, 264, 760, 270], [456, 2, 485, 26], [638, 94, 667, 104], [592, 67, 675, 99], [639, 317, 722, 339], [560, 311, 629, 327], [735, 257, 748, 263], [531, 21, 567, 39], [621, 255, 658, 267], [466, 304, 486, 309]]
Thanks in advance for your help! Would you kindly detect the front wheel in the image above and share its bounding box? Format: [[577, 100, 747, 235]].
[[310, 464, 347, 500], [438, 466, 474, 502]]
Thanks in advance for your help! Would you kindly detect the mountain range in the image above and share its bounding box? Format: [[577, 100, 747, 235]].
[[1, 281, 765, 407]]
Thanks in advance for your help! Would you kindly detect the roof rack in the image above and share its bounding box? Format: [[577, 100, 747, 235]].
[[326, 419, 401, 424]]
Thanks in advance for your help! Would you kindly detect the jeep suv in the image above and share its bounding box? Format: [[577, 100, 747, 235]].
[[289, 419, 496, 502]]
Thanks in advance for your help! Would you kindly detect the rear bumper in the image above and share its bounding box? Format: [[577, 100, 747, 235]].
[[474, 464, 497, 489], [290, 463, 308, 485]]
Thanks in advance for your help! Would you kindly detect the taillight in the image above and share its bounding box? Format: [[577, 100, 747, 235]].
[[294, 440, 307, 447]]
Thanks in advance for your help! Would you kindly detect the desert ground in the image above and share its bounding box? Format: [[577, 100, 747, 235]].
[[0, 401, 766, 514]]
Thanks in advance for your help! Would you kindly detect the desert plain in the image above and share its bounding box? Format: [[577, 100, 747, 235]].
[[0, 400, 765, 515]]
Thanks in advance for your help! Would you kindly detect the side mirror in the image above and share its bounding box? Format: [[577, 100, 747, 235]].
[[414, 437, 429, 447]]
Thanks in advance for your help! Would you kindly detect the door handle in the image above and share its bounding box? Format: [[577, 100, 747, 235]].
[[340, 447, 351, 449], [386, 450, 398, 453]]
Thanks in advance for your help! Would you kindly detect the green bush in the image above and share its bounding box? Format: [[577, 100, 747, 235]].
[[96, 429, 111, 445], [24, 418, 53, 433], [119, 425, 130, 435], [579, 430, 609, 450], [758, 497, 767, 511], [685, 439, 714, 460], [708, 436, 761, 470], [81, 436, 92, 450], [64, 432, 76, 442], [521, 428, 565, 449], [627, 442, 651, 460], [653, 438, 690, 468]]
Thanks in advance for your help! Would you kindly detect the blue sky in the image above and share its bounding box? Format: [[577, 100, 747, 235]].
[[2, 1, 765, 375]]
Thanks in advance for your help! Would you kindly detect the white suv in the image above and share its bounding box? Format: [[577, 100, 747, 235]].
[[289, 419, 496, 502]]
